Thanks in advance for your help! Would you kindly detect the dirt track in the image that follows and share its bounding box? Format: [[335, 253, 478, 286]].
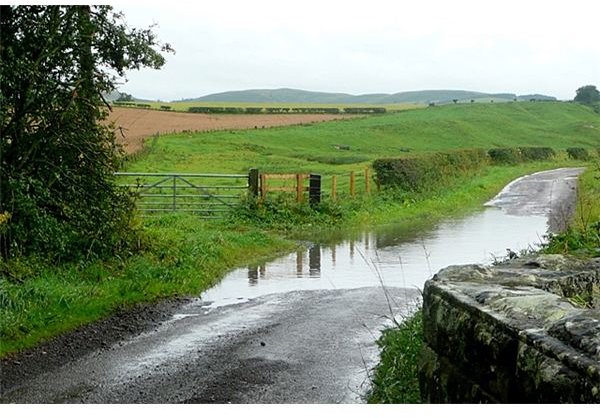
[[106, 107, 358, 154]]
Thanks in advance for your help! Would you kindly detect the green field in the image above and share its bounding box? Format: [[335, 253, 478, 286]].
[[127, 101, 600, 176]]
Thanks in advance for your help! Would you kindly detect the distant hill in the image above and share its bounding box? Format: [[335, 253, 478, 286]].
[[517, 94, 557, 102], [176, 88, 557, 104]]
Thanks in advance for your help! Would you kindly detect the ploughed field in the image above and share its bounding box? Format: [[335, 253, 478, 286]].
[[106, 107, 359, 154]]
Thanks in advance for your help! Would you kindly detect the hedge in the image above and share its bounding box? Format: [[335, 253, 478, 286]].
[[488, 147, 555, 164], [374, 147, 561, 192], [372, 149, 488, 193], [566, 147, 591, 160], [488, 148, 522, 164], [343, 107, 386, 114], [518, 147, 556, 161]]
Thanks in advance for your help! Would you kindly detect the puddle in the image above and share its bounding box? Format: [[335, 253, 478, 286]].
[[197, 168, 580, 310], [199, 207, 547, 309]]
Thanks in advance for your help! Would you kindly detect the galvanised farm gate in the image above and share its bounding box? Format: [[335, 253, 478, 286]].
[[115, 169, 322, 218]]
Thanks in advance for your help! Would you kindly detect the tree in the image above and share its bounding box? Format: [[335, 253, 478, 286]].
[[0, 6, 172, 260], [116, 92, 134, 102], [574, 85, 600, 104]]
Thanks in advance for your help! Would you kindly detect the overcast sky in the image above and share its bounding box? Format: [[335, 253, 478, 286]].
[[111, 0, 599, 101]]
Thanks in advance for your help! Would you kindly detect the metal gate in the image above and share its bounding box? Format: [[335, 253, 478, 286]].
[[115, 172, 250, 218]]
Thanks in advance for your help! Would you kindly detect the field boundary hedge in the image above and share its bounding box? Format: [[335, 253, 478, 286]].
[[113, 102, 388, 115], [373, 146, 569, 192]]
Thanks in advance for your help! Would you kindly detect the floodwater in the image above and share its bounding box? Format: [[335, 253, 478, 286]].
[[200, 193, 552, 310]]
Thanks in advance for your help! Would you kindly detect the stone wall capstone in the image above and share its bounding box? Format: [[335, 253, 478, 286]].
[[419, 255, 600, 403]]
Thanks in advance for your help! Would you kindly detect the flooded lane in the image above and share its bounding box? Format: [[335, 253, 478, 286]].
[[201, 209, 548, 309], [0, 167, 584, 404], [200, 167, 582, 310]]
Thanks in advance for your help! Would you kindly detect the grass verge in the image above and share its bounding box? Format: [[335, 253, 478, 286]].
[[0, 214, 296, 356], [543, 159, 600, 256], [368, 310, 423, 403]]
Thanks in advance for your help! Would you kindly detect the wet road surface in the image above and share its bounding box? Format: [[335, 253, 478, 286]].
[[0, 167, 584, 403]]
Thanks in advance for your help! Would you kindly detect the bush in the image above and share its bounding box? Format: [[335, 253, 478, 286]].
[[289, 107, 341, 114], [159, 105, 171, 111], [566, 147, 591, 160], [372, 149, 488, 193], [488, 148, 521, 164], [343, 107, 386, 114], [265, 107, 290, 114], [518, 147, 556, 161]]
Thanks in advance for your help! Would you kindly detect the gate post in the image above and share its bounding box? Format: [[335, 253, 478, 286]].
[[296, 173, 304, 203], [309, 173, 321, 207], [248, 168, 259, 198]]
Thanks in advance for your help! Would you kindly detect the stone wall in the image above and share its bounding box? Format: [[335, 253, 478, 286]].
[[419, 255, 600, 403]]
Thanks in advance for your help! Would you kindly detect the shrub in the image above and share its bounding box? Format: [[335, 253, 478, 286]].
[[224, 107, 244, 114], [343, 107, 386, 114], [159, 105, 171, 111], [188, 106, 225, 113], [372, 149, 488, 193], [265, 107, 290, 113], [566, 147, 590, 160], [289, 107, 341, 114], [488, 148, 521, 164], [518, 147, 556, 161]]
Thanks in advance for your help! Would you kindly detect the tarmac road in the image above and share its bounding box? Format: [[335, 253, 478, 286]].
[[1, 287, 419, 403], [0, 167, 584, 403]]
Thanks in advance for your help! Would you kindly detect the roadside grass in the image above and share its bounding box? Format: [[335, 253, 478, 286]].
[[368, 310, 423, 404], [0, 214, 296, 356], [543, 159, 600, 256]]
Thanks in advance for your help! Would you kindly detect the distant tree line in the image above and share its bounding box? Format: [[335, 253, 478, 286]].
[[186, 106, 386, 115]]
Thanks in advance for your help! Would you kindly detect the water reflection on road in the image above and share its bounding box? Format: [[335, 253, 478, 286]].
[[201, 207, 548, 309]]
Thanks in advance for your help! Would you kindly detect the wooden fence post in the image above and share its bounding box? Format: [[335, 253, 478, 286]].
[[331, 175, 337, 200], [349, 171, 355, 197], [365, 167, 370, 194], [260, 173, 266, 200], [309, 174, 321, 207], [296, 173, 304, 202], [248, 168, 259, 198]]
